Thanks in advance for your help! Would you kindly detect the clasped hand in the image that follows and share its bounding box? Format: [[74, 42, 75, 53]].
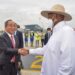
[[18, 48, 29, 56]]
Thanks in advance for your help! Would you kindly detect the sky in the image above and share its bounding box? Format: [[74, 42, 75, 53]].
[[0, 0, 75, 30]]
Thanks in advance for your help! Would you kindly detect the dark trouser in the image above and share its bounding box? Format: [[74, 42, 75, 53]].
[[17, 70, 21, 75], [41, 39, 44, 47], [0, 63, 17, 75]]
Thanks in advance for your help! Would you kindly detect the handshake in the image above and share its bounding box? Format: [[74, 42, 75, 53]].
[[18, 48, 29, 56]]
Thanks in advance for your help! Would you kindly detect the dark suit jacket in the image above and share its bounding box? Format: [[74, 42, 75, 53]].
[[44, 33, 49, 45], [16, 30, 23, 48], [0, 32, 19, 65], [44, 32, 52, 45], [16, 30, 23, 64]]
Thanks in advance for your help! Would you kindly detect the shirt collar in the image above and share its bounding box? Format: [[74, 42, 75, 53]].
[[53, 21, 66, 33], [5, 31, 14, 38]]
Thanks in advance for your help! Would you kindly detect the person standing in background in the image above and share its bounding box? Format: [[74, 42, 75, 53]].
[[44, 27, 52, 45], [16, 25, 23, 48], [34, 31, 40, 47], [40, 30, 45, 47], [15, 24, 24, 75], [25, 31, 29, 47], [30, 31, 34, 47]]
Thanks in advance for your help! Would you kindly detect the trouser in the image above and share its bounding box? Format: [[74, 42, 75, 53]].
[[35, 40, 39, 47], [0, 63, 17, 75], [17, 70, 21, 75], [17, 63, 22, 75], [41, 39, 44, 47]]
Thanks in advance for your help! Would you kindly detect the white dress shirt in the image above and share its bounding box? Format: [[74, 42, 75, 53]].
[[29, 21, 75, 75]]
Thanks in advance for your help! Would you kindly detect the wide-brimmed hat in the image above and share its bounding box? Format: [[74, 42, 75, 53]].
[[41, 4, 72, 21]]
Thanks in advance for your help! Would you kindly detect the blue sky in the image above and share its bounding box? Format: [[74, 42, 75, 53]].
[[0, 0, 75, 30]]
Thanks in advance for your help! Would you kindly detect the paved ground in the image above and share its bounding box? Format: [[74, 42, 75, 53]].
[[21, 69, 41, 75], [21, 35, 42, 75]]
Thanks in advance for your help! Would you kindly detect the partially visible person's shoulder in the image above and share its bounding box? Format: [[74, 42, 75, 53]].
[[17, 30, 22, 35], [0, 34, 4, 39]]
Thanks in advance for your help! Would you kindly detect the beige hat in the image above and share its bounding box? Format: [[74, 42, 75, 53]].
[[41, 4, 72, 21]]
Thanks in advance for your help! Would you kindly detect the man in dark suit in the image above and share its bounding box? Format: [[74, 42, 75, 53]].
[[16, 25, 23, 48], [15, 25, 23, 75], [0, 19, 27, 75], [44, 28, 52, 45]]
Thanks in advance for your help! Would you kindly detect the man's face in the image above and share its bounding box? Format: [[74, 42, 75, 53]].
[[48, 13, 64, 26], [5, 21, 17, 34], [49, 13, 58, 24]]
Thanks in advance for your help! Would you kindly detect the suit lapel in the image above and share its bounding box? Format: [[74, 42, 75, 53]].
[[3, 32, 19, 48], [3, 32, 13, 48]]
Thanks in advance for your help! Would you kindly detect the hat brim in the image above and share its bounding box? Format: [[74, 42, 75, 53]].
[[41, 11, 72, 21]]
